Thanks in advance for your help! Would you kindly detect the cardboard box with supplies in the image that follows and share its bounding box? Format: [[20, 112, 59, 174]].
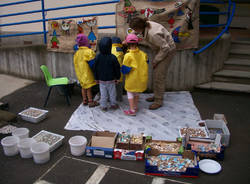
[[145, 151, 199, 178], [85, 131, 117, 159]]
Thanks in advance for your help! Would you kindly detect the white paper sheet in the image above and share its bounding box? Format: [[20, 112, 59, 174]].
[[64, 91, 201, 140]]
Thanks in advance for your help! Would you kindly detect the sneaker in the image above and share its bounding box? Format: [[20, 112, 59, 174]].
[[110, 104, 119, 110], [124, 110, 136, 116], [88, 101, 99, 108], [101, 107, 108, 112]]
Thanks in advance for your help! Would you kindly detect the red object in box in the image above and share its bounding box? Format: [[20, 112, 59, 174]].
[[114, 148, 144, 161]]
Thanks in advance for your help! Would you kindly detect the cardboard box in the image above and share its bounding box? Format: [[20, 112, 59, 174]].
[[85, 131, 117, 159], [205, 119, 230, 146], [145, 140, 183, 156], [145, 151, 199, 178], [113, 148, 144, 161], [187, 140, 225, 160]]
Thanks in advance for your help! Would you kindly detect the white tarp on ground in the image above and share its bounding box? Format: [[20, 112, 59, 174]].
[[64, 91, 201, 140]]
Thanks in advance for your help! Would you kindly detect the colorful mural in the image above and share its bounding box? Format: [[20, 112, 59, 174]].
[[116, 0, 200, 50], [47, 17, 98, 53]]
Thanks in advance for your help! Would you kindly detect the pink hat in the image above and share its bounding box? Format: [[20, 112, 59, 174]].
[[76, 33, 90, 47], [126, 34, 139, 43]]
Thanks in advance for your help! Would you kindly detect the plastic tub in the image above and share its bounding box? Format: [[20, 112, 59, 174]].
[[31, 142, 50, 164], [18, 138, 36, 158], [12, 128, 29, 140], [69, 136, 87, 156], [1, 136, 20, 156]]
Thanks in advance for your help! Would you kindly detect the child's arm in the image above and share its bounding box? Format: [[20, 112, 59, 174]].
[[121, 54, 132, 74], [87, 50, 96, 70]]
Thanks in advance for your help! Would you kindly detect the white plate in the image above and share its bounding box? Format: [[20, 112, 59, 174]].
[[199, 159, 222, 174]]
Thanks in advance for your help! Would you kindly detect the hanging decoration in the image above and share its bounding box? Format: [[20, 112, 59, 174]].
[[47, 17, 98, 53], [116, 0, 200, 50]]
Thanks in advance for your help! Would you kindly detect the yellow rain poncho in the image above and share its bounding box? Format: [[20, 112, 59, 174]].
[[73, 46, 96, 89], [122, 48, 148, 92], [111, 43, 124, 82]]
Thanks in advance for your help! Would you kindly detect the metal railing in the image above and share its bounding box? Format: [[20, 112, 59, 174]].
[[0, 0, 119, 44], [194, 0, 236, 54], [0, 0, 235, 54]]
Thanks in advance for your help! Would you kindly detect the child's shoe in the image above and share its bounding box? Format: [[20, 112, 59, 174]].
[[101, 107, 108, 112], [83, 99, 88, 106], [124, 110, 136, 116], [110, 104, 119, 110], [88, 101, 99, 108]]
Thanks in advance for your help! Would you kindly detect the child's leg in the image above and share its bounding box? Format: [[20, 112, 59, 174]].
[[124, 91, 136, 116], [134, 93, 139, 112], [87, 87, 99, 107], [109, 83, 117, 106], [99, 83, 108, 109], [127, 92, 135, 112], [86, 88, 92, 102], [81, 88, 88, 105]]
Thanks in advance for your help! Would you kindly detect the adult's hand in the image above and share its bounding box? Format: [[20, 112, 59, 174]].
[[152, 62, 158, 69], [122, 40, 127, 45]]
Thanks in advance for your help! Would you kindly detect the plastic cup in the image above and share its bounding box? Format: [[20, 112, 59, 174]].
[[12, 128, 29, 140], [1, 136, 20, 156], [18, 138, 36, 158], [69, 136, 87, 156], [31, 142, 50, 164]]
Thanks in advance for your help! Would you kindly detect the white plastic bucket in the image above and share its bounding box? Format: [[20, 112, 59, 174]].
[[12, 128, 29, 140], [1, 136, 20, 156], [69, 136, 87, 156], [31, 142, 50, 164], [18, 138, 36, 158]]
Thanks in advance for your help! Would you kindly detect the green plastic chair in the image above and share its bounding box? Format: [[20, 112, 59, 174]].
[[40, 65, 70, 107]]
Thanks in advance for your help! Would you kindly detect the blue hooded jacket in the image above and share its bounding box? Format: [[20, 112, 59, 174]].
[[93, 37, 121, 81]]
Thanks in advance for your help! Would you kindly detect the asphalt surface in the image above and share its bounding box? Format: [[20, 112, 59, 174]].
[[0, 81, 250, 184]]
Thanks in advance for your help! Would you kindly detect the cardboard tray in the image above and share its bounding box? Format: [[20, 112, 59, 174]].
[[32, 130, 64, 152], [145, 152, 199, 178], [18, 107, 48, 123], [179, 127, 210, 138], [187, 140, 225, 161], [145, 140, 183, 156]]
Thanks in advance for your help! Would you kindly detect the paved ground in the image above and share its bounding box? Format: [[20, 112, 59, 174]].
[[0, 79, 250, 184]]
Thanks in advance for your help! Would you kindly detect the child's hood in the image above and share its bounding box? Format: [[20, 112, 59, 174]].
[[99, 37, 112, 55]]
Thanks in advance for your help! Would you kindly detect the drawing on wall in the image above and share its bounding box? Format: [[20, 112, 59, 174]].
[[47, 17, 98, 53], [116, 0, 200, 50]]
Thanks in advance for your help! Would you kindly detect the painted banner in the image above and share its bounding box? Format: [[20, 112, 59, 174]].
[[116, 0, 200, 50], [47, 17, 98, 53]]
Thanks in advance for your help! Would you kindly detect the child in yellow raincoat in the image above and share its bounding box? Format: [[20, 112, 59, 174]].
[[73, 33, 99, 108], [121, 34, 148, 116], [111, 37, 124, 102]]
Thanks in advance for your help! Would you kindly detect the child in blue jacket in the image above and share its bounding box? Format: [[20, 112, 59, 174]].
[[93, 37, 121, 111]]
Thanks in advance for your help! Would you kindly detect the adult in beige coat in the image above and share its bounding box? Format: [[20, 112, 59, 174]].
[[129, 17, 176, 110]]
